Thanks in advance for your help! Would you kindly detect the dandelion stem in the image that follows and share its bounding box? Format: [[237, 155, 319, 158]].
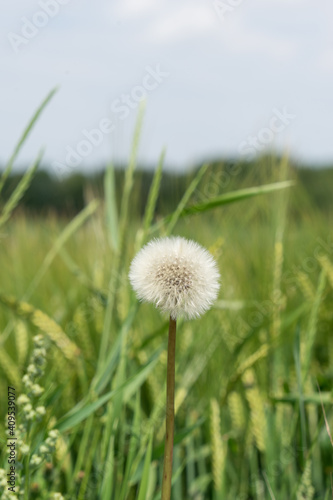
[[161, 316, 177, 500]]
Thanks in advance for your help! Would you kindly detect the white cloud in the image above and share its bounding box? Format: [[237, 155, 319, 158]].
[[318, 50, 333, 74], [113, 0, 162, 19], [144, 5, 216, 44], [218, 18, 298, 60]]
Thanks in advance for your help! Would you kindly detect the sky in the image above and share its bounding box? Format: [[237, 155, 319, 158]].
[[1, 0, 333, 176]]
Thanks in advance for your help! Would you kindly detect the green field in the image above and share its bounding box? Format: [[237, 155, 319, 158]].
[[0, 97, 332, 499]]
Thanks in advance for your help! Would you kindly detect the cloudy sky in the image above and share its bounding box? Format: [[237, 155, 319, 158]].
[[1, 0, 333, 175]]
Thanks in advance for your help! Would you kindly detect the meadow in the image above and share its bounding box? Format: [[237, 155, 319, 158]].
[[0, 95, 332, 499]]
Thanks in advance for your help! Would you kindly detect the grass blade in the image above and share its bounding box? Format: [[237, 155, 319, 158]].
[[0, 87, 57, 194], [270, 392, 332, 404], [104, 162, 119, 252], [100, 434, 115, 499], [58, 248, 107, 304], [24, 199, 99, 299], [177, 180, 295, 217], [118, 103, 145, 256], [143, 149, 165, 233], [302, 269, 326, 380], [137, 431, 154, 500], [92, 303, 138, 395], [0, 150, 42, 229], [98, 105, 145, 369], [166, 162, 209, 235], [118, 392, 141, 500], [294, 324, 307, 460], [77, 425, 100, 500], [56, 347, 162, 432]]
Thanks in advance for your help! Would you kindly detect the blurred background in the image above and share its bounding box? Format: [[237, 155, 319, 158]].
[[1, 0, 333, 174], [1, 0, 333, 213], [1, 1, 333, 498]]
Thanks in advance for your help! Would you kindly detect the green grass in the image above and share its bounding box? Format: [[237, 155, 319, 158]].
[[0, 96, 332, 499]]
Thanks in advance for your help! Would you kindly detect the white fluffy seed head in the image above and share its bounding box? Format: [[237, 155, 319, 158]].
[[129, 236, 220, 320]]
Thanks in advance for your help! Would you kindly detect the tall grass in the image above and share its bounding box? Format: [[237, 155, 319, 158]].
[[0, 94, 332, 499]]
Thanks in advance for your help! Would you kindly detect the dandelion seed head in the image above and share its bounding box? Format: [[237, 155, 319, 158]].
[[129, 236, 220, 319]]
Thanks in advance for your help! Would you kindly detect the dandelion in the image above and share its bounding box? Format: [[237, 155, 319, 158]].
[[129, 236, 220, 500], [129, 236, 220, 320]]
